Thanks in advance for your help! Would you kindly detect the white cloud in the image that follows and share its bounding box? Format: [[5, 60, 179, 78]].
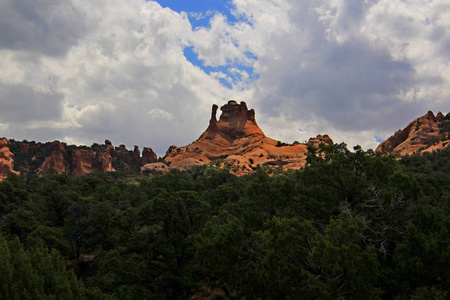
[[148, 108, 173, 120], [189, 10, 215, 21], [0, 0, 448, 155], [0, 0, 88, 57], [235, 0, 449, 149]]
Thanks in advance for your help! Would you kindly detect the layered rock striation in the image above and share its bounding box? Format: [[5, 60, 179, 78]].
[[376, 111, 450, 155]]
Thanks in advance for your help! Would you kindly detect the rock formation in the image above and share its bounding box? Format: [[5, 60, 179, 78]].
[[142, 147, 158, 165], [98, 152, 115, 172], [70, 149, 97, 176], [0, 138, 19, 180], [376, 111, 450, 155], [3, 106, 448, 180], [164, 100, 333, 175], [38, 141, 71, 174], [142, 162, 170, 175], [307, 134, 333, 148], [165, 145, 177, 157], [0, 139, 157, 180]]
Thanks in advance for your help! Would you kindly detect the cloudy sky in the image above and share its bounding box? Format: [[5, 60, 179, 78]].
[[1, 0, 449, 155]]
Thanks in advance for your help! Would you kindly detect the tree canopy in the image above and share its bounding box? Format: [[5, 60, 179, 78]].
[[0, 145, 449, 299]]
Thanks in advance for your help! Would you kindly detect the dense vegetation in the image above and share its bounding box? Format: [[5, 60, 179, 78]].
[[0, 144, 448, 299]]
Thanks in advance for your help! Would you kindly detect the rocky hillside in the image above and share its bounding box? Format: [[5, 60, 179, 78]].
[[376, 111, 450, 155], [0, 139, 157, 179], [151, 100, 332, 175]]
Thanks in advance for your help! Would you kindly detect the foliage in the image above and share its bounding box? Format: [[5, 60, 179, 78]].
[[8, 140, 141, 176], [0, 146, 449, 299], [9, 140, 54, 174], [0, 234, 84, 299], [438, 113, 450, 135]]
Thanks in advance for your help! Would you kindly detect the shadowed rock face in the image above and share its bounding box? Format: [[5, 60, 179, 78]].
[[164, 100, 333, 175], [142, 147, 157, 165], [307, 134, 333, 148], [376, 111, 450, 155], [201, 100, 265, 142]]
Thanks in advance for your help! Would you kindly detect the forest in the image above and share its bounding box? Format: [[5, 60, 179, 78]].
[[0, 143, 449, 299]]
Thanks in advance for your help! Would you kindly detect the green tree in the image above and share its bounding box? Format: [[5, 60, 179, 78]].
[[0, 234, 84, 299], [303, 213, 382, 299]]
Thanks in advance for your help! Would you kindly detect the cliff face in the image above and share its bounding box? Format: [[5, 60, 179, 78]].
[[1, 139, 157, 179], [162, 100, 333, 175], [38, 141, 71, 174], [376, 111, 450, 155], [36, 141, 114, 176], [0, 138, 19, 180]]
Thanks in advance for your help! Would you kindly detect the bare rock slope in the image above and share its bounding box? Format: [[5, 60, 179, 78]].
[[376, 111, 450, 155]]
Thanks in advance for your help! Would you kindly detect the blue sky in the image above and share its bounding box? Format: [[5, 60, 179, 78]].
[[156, 0, 255, 89], [156, 0, 238, 27], [1, 0, 449, 155]]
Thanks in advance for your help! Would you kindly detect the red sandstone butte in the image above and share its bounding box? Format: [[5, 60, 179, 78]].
[[164, 100, 333, 175]]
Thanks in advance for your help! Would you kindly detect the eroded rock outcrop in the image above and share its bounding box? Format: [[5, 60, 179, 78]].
[[1, 139, 156, 179], [307, 134, 333, 148], [200, 100, 265, 140], [38, 141, 70, 174], [142, 147, 157, 165], [164, 100, 333, 175], [71, 149, 97, 176], [376, 111, 450, 155], [0, 138, 19, 180], [98, 152, 115, 172], [164, 145, 177, 158]]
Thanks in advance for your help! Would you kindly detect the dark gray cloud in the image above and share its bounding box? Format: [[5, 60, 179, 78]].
[[258, 38, 424, 132], [0, 0, 87, 56], [0, 0, 449, 154], [247, 0, 448, 145], [0, 83, 64, 123]]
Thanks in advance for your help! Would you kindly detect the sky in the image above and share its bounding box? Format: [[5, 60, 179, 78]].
[[0, 0, 449, 156]]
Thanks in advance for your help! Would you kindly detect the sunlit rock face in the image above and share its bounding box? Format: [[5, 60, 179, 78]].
[[38, 141, 71, 174], [0, 138, 19, 180], [164, 100, 333, 175], [376, 111, 450, 155]]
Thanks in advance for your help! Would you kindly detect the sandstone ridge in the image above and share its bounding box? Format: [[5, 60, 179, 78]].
[[376, 111, 450, 155], [0, 139, 157, 180]]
